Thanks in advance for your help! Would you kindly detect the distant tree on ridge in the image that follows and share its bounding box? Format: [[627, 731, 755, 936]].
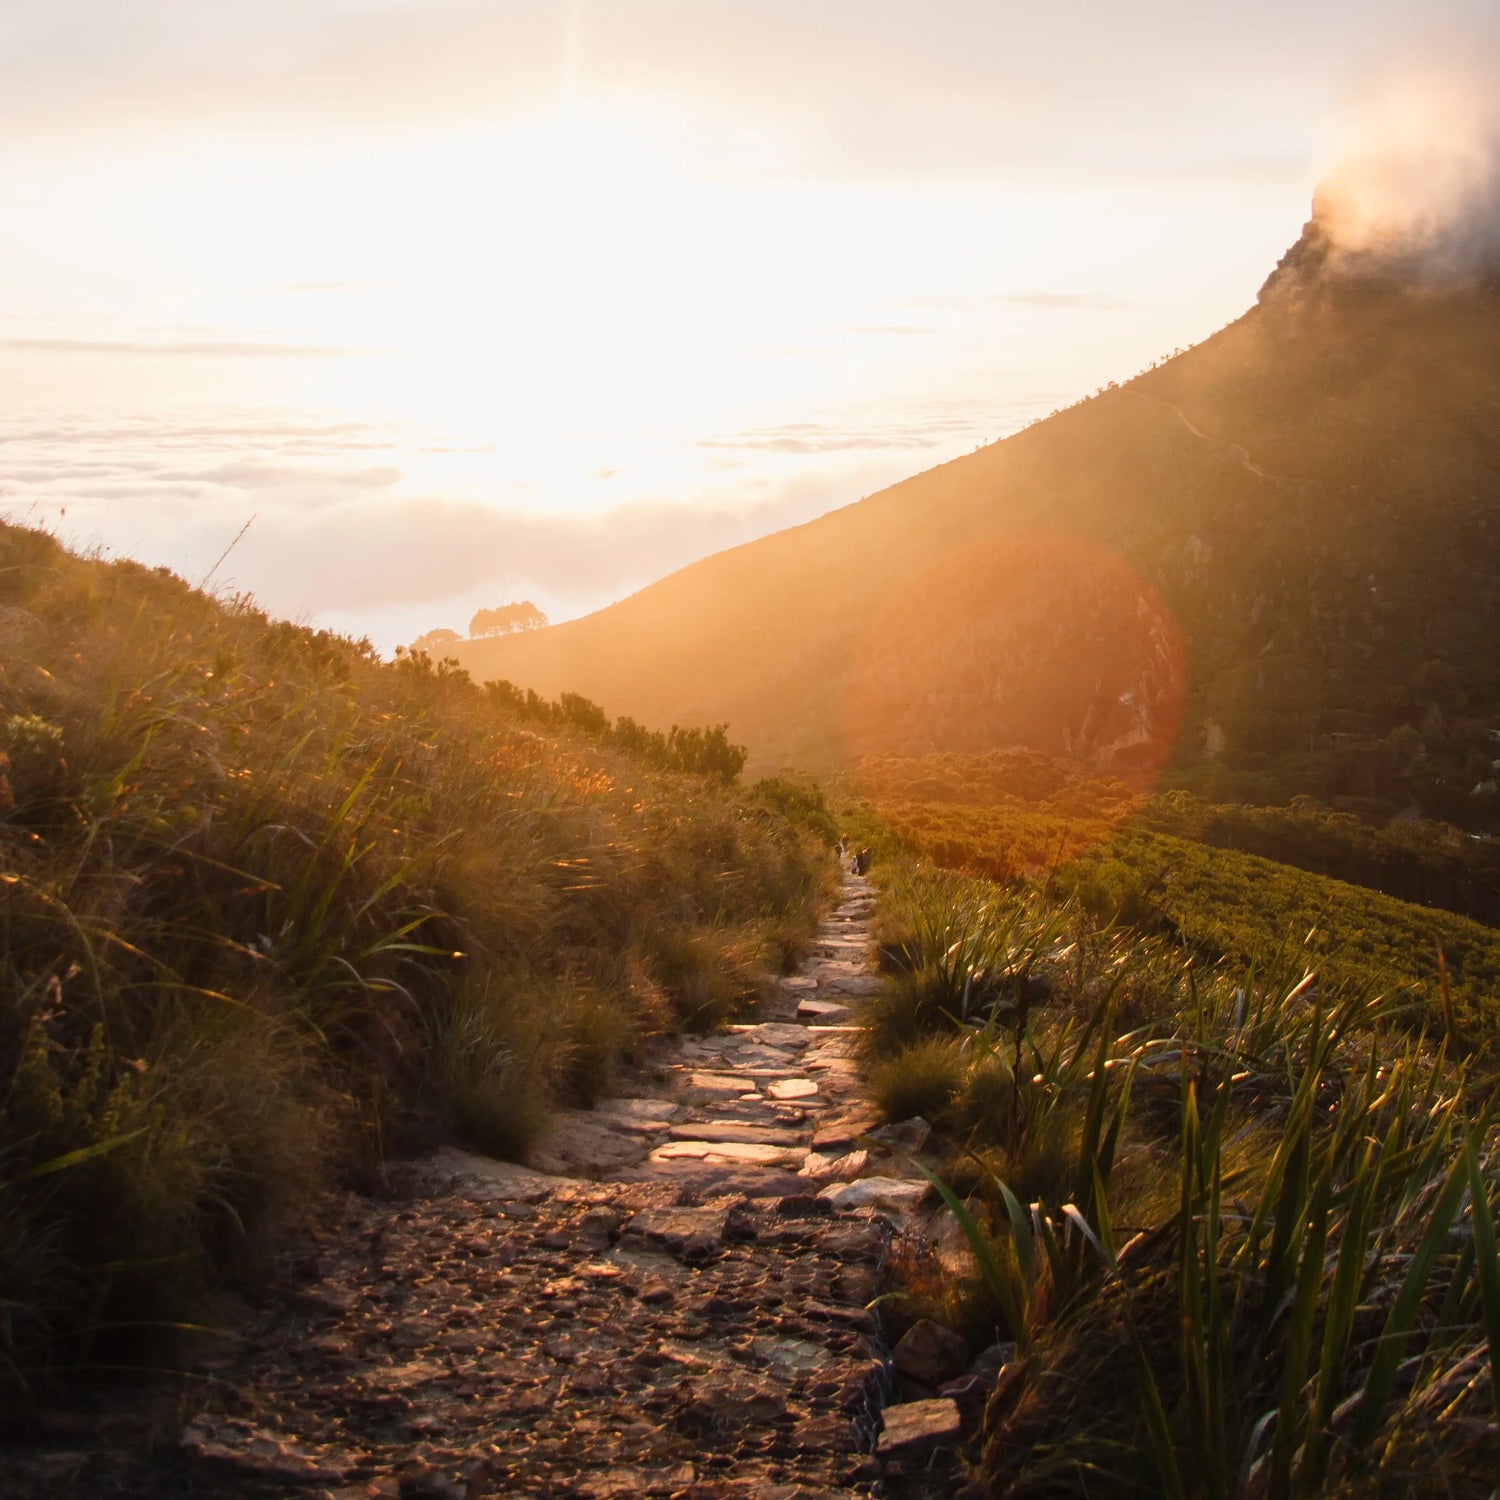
[[470, 601, 549, 637]]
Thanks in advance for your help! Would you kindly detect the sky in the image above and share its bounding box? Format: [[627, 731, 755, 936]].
[[2, 1, 1497, 649]]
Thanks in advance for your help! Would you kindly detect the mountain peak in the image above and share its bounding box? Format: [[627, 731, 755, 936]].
[[1259, 191, 1500, 306], [1261, 88, 1500, 305]]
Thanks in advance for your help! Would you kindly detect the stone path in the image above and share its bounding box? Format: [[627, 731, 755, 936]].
[[6, 872, 975, 1498]]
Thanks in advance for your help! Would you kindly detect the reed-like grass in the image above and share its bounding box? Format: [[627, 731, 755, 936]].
[[871, 866, 1500, 1497], [0, 522, 831, 1403]]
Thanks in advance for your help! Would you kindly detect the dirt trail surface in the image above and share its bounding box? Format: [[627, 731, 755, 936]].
[[4, 872, 969, 1499]]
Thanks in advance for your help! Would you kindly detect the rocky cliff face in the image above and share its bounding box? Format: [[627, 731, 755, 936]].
[[1260, 186, 1500, 306]]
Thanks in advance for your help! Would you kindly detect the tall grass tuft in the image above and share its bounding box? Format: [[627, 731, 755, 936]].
[[869, 864, 1500, 1497], [0, 522, 830, 1402]]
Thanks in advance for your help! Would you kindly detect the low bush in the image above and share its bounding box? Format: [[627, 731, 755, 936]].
[[867, 1035, 966, 1122]]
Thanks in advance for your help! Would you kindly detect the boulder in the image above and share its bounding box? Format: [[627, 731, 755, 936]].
[[893, 1319, 970, 1385]]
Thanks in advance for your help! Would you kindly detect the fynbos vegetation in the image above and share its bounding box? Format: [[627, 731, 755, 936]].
[[861, 853, 1500, 1495], [0, 522, 828, 1401]]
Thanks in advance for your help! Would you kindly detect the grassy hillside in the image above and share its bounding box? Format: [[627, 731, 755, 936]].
[[0, 522, 830, 1400], [863, 865, 1500, 1497], [453, 254, 1500, 826], [850, 750, 1500, 1039], [857, 750, 1500, 924]]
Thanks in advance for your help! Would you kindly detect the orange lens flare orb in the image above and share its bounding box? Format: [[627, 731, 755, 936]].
[[842, 530, 1188, 876]]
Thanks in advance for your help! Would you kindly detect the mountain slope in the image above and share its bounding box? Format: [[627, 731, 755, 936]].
[[453, 234, 1500, 811]]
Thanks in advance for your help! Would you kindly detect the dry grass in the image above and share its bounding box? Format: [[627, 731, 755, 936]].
[[0, 521, 832, 1401]]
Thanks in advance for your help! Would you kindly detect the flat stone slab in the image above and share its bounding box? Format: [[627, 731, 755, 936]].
[[686, 1072, 751, 1095], [665, 1121, 803, 1146], [779, 975, 820, 991], [530, 1115, 652, 1175], [876, 1398, 962, 1453], [405, 1147, 575, 1202], [608, 1160, 809, 1197], [180, 1419, 355, 1486], [593, 1097, 682, 1122], [818, 974, 884, 998], [728, 1023, 811, 1049], [725, 1053, 800, 1072], [799, 1149, 870, 1183], [805, 1056, 858, 1076], [811, 1108, 882, 1151], [796, 998, 850, 1022], [766, 1078, 819, 1101], [817, 1177, 931, 1212], [619, 1207, 728, 1257], [749, 1335, 839, 1376], [651, 1140, 801, 1166]]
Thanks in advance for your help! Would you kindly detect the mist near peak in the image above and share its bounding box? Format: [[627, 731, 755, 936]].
[[1265, 72, 1500, 296]]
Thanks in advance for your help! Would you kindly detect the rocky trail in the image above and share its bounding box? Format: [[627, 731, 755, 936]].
[[6, 873, 993, 1500]]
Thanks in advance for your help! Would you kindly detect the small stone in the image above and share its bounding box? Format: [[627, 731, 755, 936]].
[[816, 1176, 930, 1212], [793, 1414, 859, 1453], [818, 1223, 888, 1262], [894, 1319, 970, 1385], [836, 1264, 880, 1304], [798, 1148, 869, 1182], [811, 1108, 881, 1151], [576, 1206, 624, 1248], [875, 1397, 962, 1453], [766, 1078, 818, 1101], [680, 1383, 787, 1429], [867, 1116, 932, 1155]]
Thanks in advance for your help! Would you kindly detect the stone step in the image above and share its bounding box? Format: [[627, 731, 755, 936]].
[[796, 998, 850, 1023], [650, 1140, 802, 1167], [664, 1121, 806, 1147]]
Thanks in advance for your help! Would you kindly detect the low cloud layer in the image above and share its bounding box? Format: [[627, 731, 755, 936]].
[[0, 410, 960, 646]]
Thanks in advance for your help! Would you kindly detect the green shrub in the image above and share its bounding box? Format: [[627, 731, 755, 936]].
[[868, 1035, 965, 1122]]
